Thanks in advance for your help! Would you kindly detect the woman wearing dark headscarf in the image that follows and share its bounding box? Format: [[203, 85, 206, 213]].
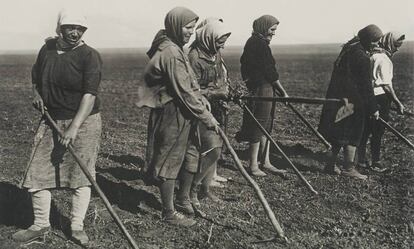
[[237, 15, 288, 176], [357, 32, 405, 172], [176, 18, 231, 214], [318, 24, 383, 180], [136, 7, 219, 226], [12, 9, 102, 246]]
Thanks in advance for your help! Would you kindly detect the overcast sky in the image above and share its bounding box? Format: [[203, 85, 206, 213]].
[[1, 0, 413, 50]]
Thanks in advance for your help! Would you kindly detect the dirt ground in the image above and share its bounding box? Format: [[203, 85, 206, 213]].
[[0, 45, 413, 249]]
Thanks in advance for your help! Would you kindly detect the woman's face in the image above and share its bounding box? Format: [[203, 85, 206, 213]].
[[392, 40, 403, 54], [181, 20, 197, 44], [369, 40, 380, 51], [215, 34, 230, 50], [266, 24, 278, 42], [61, 25, 86, 45]]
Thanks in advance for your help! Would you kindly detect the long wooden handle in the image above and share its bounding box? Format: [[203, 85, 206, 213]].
[[240, 96, 342, 105], [43, 111, 140, 249], [241, 104, 319, 195], [285, 103, 331, 149], [217, 127, 287, 240], [379, 117, 414, 150]]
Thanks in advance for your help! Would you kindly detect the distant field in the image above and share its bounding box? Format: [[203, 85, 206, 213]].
[[0, 43, 413, 248]]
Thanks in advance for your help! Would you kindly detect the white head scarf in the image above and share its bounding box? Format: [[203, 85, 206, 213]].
[[56, 8, 87, 35], [379, 32, 405, 57], [194, 19, 231, 57]]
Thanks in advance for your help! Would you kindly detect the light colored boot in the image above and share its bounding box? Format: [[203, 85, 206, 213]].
[[342, 163, 367, 180]]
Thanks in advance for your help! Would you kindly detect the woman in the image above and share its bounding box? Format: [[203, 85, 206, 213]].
[[12, 9, 102, 246], [236, 15, 288, 176], [176, 18, 231, 214], [357, 32, 405, 172], [136, 7, 219, 226], [318, 24, 383, 180]]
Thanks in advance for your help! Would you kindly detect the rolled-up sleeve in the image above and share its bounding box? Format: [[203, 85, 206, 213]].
[[372, 54, 393, 87], [82, 50, 102, 95]]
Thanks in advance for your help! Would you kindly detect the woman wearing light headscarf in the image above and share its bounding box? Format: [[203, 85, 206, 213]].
[[137, 7, 219, 226], [357, 32, 405, 172], [318, 24, 383, 180], [236, 15, 288, 176], [175, 18, 231, 214], [12, 9, 102, 246]]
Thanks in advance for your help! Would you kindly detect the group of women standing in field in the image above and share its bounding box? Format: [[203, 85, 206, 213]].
[[11, 6, 406, 246]]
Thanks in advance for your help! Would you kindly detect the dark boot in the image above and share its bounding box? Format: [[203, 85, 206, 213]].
[[175, 199, 194, 215], [342, 163, 367, 180], [190, 184, 200, 207]]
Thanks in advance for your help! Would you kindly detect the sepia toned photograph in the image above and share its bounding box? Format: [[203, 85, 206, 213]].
[[0, 0, 413, 248]]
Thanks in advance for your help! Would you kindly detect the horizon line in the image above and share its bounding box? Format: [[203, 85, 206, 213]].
[[1, 40, 413, 54]]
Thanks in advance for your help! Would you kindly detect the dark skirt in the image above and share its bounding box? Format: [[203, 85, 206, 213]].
[[21, 113, 102, 190], [358, 94, 391, 161], [237, 82, 274, 143], [146, 101, 193, 181]]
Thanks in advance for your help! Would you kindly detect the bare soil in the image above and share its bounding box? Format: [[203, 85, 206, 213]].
[[0, 45, 413, 249]]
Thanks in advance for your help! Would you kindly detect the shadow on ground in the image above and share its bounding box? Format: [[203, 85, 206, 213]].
[[96, 171, 161, 214], [233, 142, 329, 173], [0, 181, 72, 238]]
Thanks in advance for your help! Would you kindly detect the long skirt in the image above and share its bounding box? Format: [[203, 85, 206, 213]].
[[146, 101, 194, 181], [21, 113, 102, 190], [237, 82, 274, 143]]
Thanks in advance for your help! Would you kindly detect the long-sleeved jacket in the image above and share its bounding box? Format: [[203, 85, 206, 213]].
[[137, 39, 215, 127]]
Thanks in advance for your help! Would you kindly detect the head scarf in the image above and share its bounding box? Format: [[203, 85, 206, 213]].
[[55, 8, 88, 51], [196, 17, 223, 30], [357, 24, 383, 49], [164, 7, 198, 46], [379, 32, 405, 57], [252, 15, 279, 37], [193, 19, 231, 58], [147, 7, 198, 58]]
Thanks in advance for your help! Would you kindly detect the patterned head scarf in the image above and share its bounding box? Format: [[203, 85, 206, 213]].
[[380, 32, 405, 56], [252, 15, 279, 37], [195, 19, 231, 56], [196, 17, 223, 29], [164, 6, 199, 47]]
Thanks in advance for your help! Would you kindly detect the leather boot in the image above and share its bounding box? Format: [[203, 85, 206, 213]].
[[190, 184, 200, 207], [175, 198, 194, 215]]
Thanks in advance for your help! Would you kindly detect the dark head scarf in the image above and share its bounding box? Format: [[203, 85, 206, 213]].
[[357, 24, 383, 49], [379, 32, 405, 57], [165, 7, 198, 46], [147, 7, 198, 58], [252, 15, 279, 37]]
